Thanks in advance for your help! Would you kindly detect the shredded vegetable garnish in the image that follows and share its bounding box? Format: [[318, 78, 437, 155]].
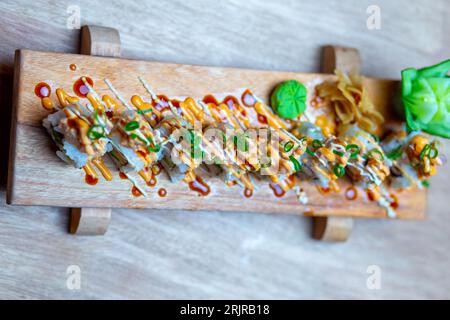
[[345, 144, 360, 158], [316, 70, 384, 135], [87, 125, 105, 139], [289, 155, 302, 172], [333, 164, 345, 177], [125, 121, 139, 131], [284, 141, 294, 152]]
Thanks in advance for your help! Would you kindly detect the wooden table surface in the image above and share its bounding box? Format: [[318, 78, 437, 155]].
[[0, 0, 449, 299]]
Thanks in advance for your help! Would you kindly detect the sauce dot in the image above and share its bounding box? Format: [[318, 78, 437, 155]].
[[147, 177, 157, 187], [189, 176, 211, 196], [244, 188, 253, 198], [85, 174, 98, 186], [345, 186, 358, 200], [257, 114, 268, 125], [119, 172, 128, 180], [73, 76, 93, 97], [158, 188, 167, 197], [270, 183, 286, 198], [34, 82, 51, 98], [69, 64, 77, 71]]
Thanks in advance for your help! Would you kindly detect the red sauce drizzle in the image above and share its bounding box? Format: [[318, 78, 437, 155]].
[[203, 94, 220, 105], [257, 114, 268, 125], [244, 188, 253, 198], [317, 186, 331, 195], [119, 172, 128, 180], [131, 186, 143, 197], [345, 186, 358, 201], [189, 176, 211, 196], [241, 89, 256, 107], [85, 174, 98, 186], [34, 82, 51, 98], [69, 64, 77, 71], [73, 76, 94, 98], [390, 193, 399, 209], [158, 188, 167, 197], [152, 95, 171, 113], [270, 183, 286, 198]]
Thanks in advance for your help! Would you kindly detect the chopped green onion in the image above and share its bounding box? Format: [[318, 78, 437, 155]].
[[429, 145, 439, 159], [289, 155, 302, 172], [284, 141, 294, 152], [420, 144, 432, 160], [260, 159, 272, 168], [87, 125, 105, 139], [148, 144, 161, 153], [137, 108, 153, 114], [125, 121, 139, 131], [371, 134, 380, 143], [306, 148, 315, 157], [333, 164, 345, 177], [367, 149, 384, 161], [234, 134, 248, 152], [312, 139, 322, 149], [386, 145, 404, 160], [333, 150, 344, 157], [422, 180, 430, 188], [345, 144, 360, 159]]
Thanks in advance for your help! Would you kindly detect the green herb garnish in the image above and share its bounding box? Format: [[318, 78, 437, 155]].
[[333, 164, 345, 177], [333, 150, 344, 157], [284, 141, 294, 152], [137, 108, 153, 114], [289, 155, 302, 172], [312, 139, 322, 149], [125, 121, 140, 131], [387, 145, 404, 160], [87, 125, 105, 139], [345, 144, 360, 159]]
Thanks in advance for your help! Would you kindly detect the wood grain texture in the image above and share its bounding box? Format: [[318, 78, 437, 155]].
[[0, 0, 449, 299], [8, 50, 425, 219]]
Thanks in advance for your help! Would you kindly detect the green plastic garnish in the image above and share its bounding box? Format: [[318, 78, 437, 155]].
[[270, 80, 307, 119], [401, 59, 450, 138]]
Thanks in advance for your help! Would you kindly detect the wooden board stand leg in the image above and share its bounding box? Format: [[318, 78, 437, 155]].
[[69, 25, 121, 235], [312, 45, 360, 242]]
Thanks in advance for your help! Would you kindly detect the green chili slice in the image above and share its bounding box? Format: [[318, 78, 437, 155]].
[[125, 121, 139, 131], [333, 150, 344, 157], [333, 164, 345, 177], [306, 148, 315, 157], [284, 141, 294, 152], [87, 125, 105, 139], [137, 108, 153, 114], [345, 144, 360, 159], [419, 144, 431, 160], [429, 145, 439, 159], [289, 155, 302, 172], [312, 139, 322, 149], [367, 149, 384, 161]]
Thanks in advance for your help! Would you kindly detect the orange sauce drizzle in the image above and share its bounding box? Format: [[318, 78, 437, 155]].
[[188, 176, 211, 196], [390, 193, 399, 209], [56, 88, 79, 107], [91, 158, 112, 181]]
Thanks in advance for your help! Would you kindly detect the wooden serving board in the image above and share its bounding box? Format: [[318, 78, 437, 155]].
[[7, 49, 426, 219]]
